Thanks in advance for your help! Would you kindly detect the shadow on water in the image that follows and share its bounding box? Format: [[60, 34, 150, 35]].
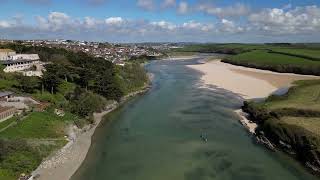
[[72, 55, 318, 180]]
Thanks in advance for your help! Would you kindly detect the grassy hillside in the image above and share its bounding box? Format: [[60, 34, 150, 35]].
[[243, 80, 320, 172], [270, 48, 320, 61], [175, 44, 320, 76], [262, 80, 320, 111], [0, 111, 75, 139], [223, 50, 320, 75]]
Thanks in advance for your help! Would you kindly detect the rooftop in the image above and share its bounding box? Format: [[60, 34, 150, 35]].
[[0, 91, 14, 98]]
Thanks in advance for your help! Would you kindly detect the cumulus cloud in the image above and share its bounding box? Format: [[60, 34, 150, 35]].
[[0, 5, 319, 42], [83, 17, 102, 28], [249, 5, 320, 34], [219, 19, 245, 33], [182, 21, 214, 32], [151, 21, 176, 30], [137, 0, 154, 11], [105, 17, 124, 25], [198, 3, 250, 18], [177, 1, 188, 14]]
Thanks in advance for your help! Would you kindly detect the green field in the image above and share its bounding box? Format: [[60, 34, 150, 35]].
[[262, 80, 320, 111], [270, 48, 320, 61], [0, 111, 75, 139], [0, 118, 17, 131], [0, 111, 75, 179], [223, 50, 320, 75]]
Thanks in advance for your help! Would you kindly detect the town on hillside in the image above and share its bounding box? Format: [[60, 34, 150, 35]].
[[0, 39, 171, 66]]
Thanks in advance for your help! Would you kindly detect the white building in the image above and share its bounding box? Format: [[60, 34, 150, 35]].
[[12, 54, 40, 61], [0, 49, 43, 75]]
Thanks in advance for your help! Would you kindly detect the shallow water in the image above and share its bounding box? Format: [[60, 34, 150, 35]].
[[72, 56, 318, 180]]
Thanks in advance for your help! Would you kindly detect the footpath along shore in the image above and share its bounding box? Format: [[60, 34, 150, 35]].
[[188, 59, 319, 134], [31, 85, 151, 180]]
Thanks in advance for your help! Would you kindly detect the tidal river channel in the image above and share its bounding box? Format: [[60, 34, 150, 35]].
[[72, 56, 318, 180]]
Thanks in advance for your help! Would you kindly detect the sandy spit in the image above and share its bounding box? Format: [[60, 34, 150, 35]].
[[188, 60, 318, 100], [188, 60, 319, 134]]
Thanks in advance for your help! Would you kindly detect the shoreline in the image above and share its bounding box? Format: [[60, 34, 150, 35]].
[[31, 85, 151, 180], [188, 59, 319, 134], [162, 55, 200, 61]]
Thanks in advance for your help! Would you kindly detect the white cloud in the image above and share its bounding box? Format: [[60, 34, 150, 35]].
[[177, 1, 188, 14], [249, 5, 320, 34], [105, 17, 124, 25], [151, 20, 176, 30], [0, 20, 12, 28], [0, 6, 319, 43], [219, 19, 245, 33], [47, 12, 71, 31], [182, 21, 213, 32], [198, 3, 250, 18], [137, 0, 154, 11], [83, 17, 102, 28]]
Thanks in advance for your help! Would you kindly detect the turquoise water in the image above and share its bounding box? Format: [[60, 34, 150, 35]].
[[72, 57, 318, 180]]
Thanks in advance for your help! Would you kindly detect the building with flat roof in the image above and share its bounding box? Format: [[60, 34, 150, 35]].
[[0, 49, 42, 74]]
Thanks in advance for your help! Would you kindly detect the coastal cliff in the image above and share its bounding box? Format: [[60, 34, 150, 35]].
[[242, 80, 320, 174]]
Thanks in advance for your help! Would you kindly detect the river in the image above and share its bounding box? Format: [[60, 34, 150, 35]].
[[72, 56, 318, 180]]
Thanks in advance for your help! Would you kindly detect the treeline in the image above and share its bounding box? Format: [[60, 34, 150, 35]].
[[1, 43, 148, 97], [269, 50, 320, 62], [0, 43, 149, 120], [172, 44, 249, 54], [222, 58, 320, 76]]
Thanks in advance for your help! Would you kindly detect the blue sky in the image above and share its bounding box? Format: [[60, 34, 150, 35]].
[[0, 0, 320, 42]]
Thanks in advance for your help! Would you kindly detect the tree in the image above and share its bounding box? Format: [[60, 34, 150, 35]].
[[42, 65, 62, 94], [15, 75, 40, 93], [70, 91, 107, 118], [93, 72, 124, 101]]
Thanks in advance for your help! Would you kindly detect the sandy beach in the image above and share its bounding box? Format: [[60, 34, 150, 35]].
[[188, 60, 318, 133], [188, 60, 318, 100]]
